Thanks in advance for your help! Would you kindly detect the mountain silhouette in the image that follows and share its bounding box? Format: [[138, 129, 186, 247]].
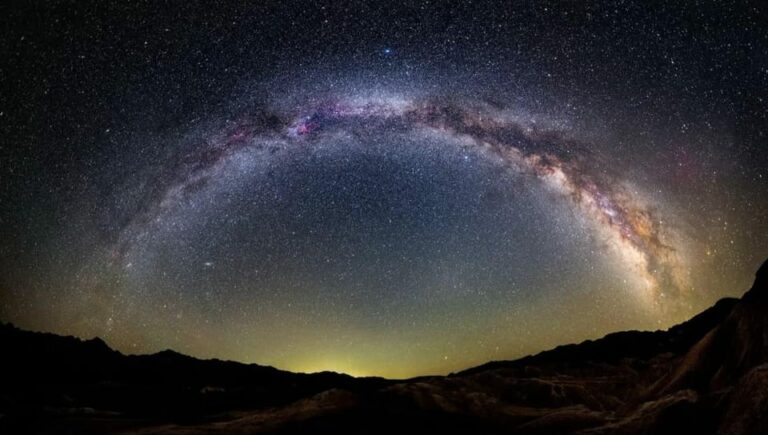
[[1, 258, 767, 434]]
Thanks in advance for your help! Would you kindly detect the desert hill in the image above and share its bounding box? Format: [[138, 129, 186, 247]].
[[1, 259, 766, 434]]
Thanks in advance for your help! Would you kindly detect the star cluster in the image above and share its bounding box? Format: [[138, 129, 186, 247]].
[[1, 1, 766, 378]]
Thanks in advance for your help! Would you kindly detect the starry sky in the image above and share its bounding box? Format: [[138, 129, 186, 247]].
[[1, 1, 767, 378]]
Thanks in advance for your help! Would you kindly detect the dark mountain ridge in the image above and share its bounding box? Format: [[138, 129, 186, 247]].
[[1, 258, 766, 434], [458, 296, 739, 376], [0, 322, 389, 430]]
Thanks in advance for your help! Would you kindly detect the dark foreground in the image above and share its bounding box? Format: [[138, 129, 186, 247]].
[[2, 260, 767, 434]]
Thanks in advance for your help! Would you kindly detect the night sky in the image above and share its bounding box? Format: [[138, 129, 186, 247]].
[[1, 1, 766, 378]]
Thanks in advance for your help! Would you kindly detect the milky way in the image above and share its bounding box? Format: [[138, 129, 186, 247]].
[[113, 94, 689, 313], [2, 2, 766, 378]]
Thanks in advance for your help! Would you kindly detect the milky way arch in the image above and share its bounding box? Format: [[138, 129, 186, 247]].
[[111, 93, 690, 311]]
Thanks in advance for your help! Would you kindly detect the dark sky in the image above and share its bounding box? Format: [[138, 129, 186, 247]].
[[1, 0, 766, 377]]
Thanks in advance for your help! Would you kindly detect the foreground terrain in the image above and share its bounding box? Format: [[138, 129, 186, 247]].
[[2, 259, 767, 434]]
